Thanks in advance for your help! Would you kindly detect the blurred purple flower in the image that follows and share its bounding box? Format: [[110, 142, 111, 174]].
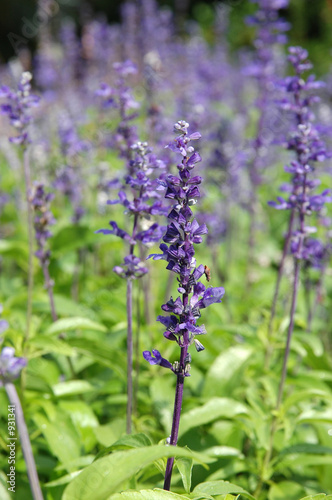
[[0, 72, 39, 146], [0, 347, 27, 385]]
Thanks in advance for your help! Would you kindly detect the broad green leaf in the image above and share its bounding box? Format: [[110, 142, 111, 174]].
[[52, 380, 95, 397], [65, 338, 125, 378], [94, 433, 152, 461], [192, 480, 255, 500], [109, 489, 190, 499], [204, 346, 253, 397], [62, 445, 208, 500], [93, 419, 126, 447], [29, 336, 74, 356], [268, 481, 305, 500], [46, 317, 107, 335], [59, 401, 98, 451], [34, 411, 81, 467], [176, 457, 193, 493], [53, 294, 98, 319], [179, 398, 248, 437], [297, 408, 332, 424], [107, 433, 152, 451]]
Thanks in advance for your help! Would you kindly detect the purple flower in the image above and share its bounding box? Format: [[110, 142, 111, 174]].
[[95, 60, 139, 160], [0, 305, 9, 337], [0, 347, 27, 385], [96, 221, 136, 245], [144, 121, 224, 371], [113, 255, 148, 279], [0, 72, 39, 147], [97, 141, 166, 279], [269, 47, 331, 261], [31, 183, 56, 266], [143, 349, 172, 369]]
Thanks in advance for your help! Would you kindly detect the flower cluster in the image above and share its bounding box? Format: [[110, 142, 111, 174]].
[[30, 183, 56, 265], [97, 141, 167, 279], [0, 72, 39, 146], [269, 47, 331, 262], [245, 0, 290, 180], [143, 121, 225, 375], [96, 60, 139, 161], [0, 306, 26, 386]]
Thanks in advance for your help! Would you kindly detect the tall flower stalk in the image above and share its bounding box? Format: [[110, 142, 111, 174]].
[[256, 47, 331, 497], [267, 47, 330, 362], [143, 121, 224, 490], [97, 141, 166, 433], [0, 72, 39, 347], [245, 0, 289, 282]]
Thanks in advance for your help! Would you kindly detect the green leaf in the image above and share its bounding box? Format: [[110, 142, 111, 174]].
[[51, 225, 95, 254], [46, 317, 107, 335], [297, 408, 332, 424], [204, 347, 253, 397], [108, 489, 190, 499], [192, 480, 255, 499], [283, 389, 332, 411], [268, 481, 306, 500], [107, 433, 152, 451], [278, 443, 332, 457], [94, 433, 152, 461], [176, 457, 193, 494], [66, 338, 125, 377], [29, 336, 75, 356], [62, 445, 208, 500], [179, 398, 248, 437], [52, 380, 95, 397], [93, 419, 126, 447], [276, 454, 332, 469], [45, 471, 82, 488], [34, 411, 81, 466]]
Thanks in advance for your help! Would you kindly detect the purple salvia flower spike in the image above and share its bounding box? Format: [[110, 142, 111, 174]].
[[144, 121, 224, 490]]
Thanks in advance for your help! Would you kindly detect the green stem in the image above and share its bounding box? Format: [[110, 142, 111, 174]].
[[23, 147, 33, 352]]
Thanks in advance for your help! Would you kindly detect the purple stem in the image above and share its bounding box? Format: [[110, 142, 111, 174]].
[[265, 208, 296, 369], [163, 343, 188, 491], [126, 207, 141, 434], [276, 169, 307, 408], [126, 278, 133, 434], [276, 255, 300, 409], [164, 292, 189, 491], [5, 381, 44, 500]]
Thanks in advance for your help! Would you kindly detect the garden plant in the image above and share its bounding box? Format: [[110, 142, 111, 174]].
[[0, 1, 332, 500]]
